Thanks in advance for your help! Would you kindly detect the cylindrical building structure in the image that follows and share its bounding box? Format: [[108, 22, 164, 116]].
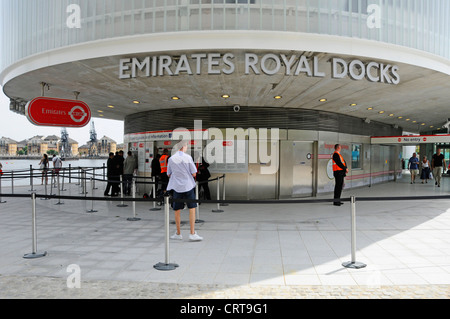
[[1, 0, 449, 199]]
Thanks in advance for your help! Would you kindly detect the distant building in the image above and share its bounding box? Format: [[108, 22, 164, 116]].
[[27, 136, 48, 156], [78, 136, 116, 157], [44, 135, 60, 153], [98, 136, 117, 156], [0, 137, 18, 156]]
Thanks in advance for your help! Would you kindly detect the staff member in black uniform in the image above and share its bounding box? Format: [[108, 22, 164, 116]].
[[332, 144, 349, 206]]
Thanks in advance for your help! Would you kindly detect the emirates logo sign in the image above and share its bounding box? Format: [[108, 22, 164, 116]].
[[26, 97, 91, 128]]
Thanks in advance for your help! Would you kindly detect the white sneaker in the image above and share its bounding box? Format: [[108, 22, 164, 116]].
[[170, 233, 182, 240], [189, 232, 203, 242]]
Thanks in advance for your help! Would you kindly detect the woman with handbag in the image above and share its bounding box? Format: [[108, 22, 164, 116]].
[[420, 156, 431, 184]]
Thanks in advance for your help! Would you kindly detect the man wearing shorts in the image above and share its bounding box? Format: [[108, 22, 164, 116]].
[[167, 141, 203, 241], [408, 153, 419, 184]]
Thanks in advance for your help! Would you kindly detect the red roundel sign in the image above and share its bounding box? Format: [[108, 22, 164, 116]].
[[26, 97, 91, 128]]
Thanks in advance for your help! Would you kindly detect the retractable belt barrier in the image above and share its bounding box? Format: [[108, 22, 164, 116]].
[[2, 168, 450, 270]]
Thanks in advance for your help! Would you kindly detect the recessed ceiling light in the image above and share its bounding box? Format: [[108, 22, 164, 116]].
[[222, 94, 230, 99], [421, 123, 426, 126], [406, 119, 410, 121], [133, 100, 140, 104], [389, 114, 394, 117], [412, 121, 417, 123], [367, 107, 373, 110], [319, 98, 327, 102], [430, 126, 434, 128], [98, 110, 104, 113], [171, 96, 180, 100], [379, 111, 385, 114], [274, 95, 282, 99], [350, 103, 357, 106], [398, 116, 403, 119], [107, 105, 115, 108]]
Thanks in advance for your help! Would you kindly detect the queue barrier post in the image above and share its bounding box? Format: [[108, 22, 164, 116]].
[[195, 181, 204, 223], [342, 196, 367, 269], [220, 173, 228, 206], [117, 175, 128, 207], [87, 177, 98, 213], [23, 193, 47, 259], [153, 194, 179, 271], [29, 165, 36, 192], [0, 175, 6, 204], [150, 177, 161, 211], [11, 171, 14, 194], [60, 168, 67, 191], [212, 176, 224, 213], [127, 178, 141, 221], [41, 178, 50, 201], [54, 174, 64, 205]]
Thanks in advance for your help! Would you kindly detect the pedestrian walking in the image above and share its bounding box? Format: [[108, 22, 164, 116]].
[[432, 149, 446, 187], [167, 141, 202, 241], [420, 156, 431, 184], [332, 144, 348, 206], [408, 153, 419, 184]]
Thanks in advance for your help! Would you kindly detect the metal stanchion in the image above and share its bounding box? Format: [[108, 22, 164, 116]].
[[220, 173, 228, 206], [60, 169, 67, 191], [154, 194, 179, 271], [41, 178, 50, 201], [87, 177, 98, 213], [80, 170, 87, 195], [342, 196, 367, 269], [117, 175, 128, 207], [23, 193, 47, 259], [212, 176, 224, 213], [195, 181, 204, 223], [69, 164, 72, 184], [92, 168, 98, 189], [75, 167, 80, 186], [11, 170, 14, 194], [150, 177, 161, 211], [29, 165, 36, 192], [127, 178, 141, 221], [0, 175, 6, 204], [54, 174, 64, 205]]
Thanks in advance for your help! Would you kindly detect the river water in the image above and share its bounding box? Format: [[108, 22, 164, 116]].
[[0, 158, 108, 187]]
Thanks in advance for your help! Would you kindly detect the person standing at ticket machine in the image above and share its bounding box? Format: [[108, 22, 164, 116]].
[[332, 144, 348, 206]]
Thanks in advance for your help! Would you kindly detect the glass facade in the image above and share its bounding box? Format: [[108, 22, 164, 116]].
[[1, 0, 449, 73]]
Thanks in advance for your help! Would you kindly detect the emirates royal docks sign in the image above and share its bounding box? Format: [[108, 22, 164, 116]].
[[26, 97, 91, 128], [119, 52, 400, 85]]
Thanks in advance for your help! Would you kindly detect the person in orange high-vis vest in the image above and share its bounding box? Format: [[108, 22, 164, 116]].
[[159, 149, 170, 192], [332, 144, 349, 206]]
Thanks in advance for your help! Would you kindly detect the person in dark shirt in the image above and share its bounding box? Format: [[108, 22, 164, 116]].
[[104, 152, 115, 196], [332, 144, 348, 206], [432, 149, 446, 187]]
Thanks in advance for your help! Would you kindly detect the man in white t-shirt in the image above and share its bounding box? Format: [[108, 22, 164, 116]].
[[52, 154, 63, 185], [166, 141, 202, 242]]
